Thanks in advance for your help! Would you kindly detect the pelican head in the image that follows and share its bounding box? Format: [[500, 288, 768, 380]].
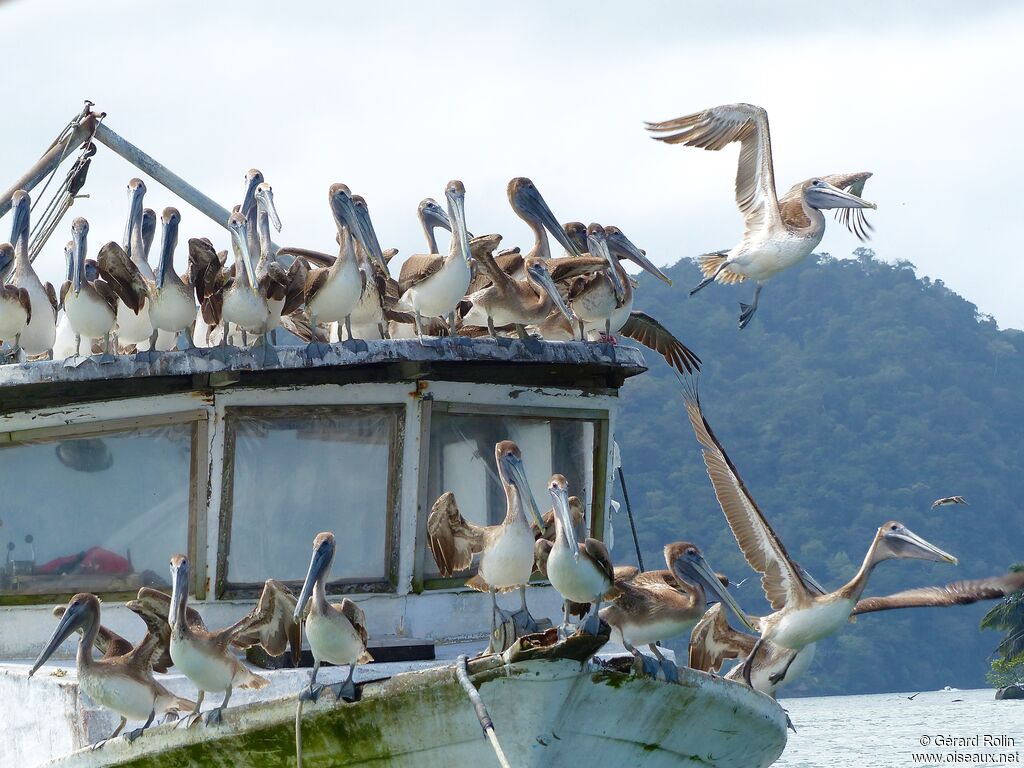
[[508, 178, 582, 257], [70, 217, 89, 296], [294, 531, 336, 622], [329, 184, 385, 269], [803, 178, 876, 211], [605, 226, 672, 285], [141, 208, 157, 262], [30, 593, 99, 677], [586, 224, 625, 303], [0, 243, 14, 281], [668, 542, 758, 632], [563, 222, 588, 255], [254, 182, 282, 232], [548, 474, 579, 561], [157, 208, 181, 289], [10, 190, 30, 245], [526, 257, 572, 321], [123, 178, 147, 254], [240, 169, 264, 219], [418, 198, 451, 231], [874, 521, 958, 565], [495, 440, 543, 530], [444, 180, 472, 267], [168, 553, 190, 631], [228, 211, 257, 289], [352, 196, 387, 271]]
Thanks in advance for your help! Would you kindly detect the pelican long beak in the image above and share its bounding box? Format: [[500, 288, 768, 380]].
[[71, 225, 86, 296], [588, 230, 624, 304], [521, 187, 581, 257], [806, 181, 877, 211], [502, 452, 543, 530], [294, 542, 333, 622], [884, 527, 958, 565], [157, 214, 178, 290], [679, 553, 758, 633], [30, 600, 88, 677], [0, 244, 14, 280], [10, 194, 29, 245], [231, 222, 257, 290], [446, 189, 472, 268], [168, 560, 189, 631], [608, 231, 671, 285], [530, 263, 573, 322], [240, 172, 261, 219], [123, 184, 145, 256], [423, 201, 451, 232], [354, 203, 387, 273], [258, 187, 283, 233], [550, 484, 579, 562]]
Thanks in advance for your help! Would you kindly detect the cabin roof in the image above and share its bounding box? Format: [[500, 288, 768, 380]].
[[0, 339, 646, 414]]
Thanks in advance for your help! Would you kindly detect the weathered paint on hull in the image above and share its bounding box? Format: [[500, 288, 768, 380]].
[[43, 658, 787, 768]]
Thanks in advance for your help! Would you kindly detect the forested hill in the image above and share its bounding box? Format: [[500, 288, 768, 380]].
[[610, 250, 1024, 697]]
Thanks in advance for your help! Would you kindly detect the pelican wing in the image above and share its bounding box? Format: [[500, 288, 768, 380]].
[[582, 538, 616, 586], [620, 311, 702, 374], [820, 172, 874, 241], [613, 564, 640, 582], [44, 282, 57, 318], [683, 394, 810, 611], [426, 491, 488, 577], [534, 538, 553, 577], [339, 598, 373, 664], [398, 254, 444, 295], [282, 258, 310, 316], [135, 587, 207, 632], [260, 262, 289, 302], [276, 246, 336, 269], [97, 242, 147, 313], [647, 104, 781, 237], [689, 603, 756, 673], [52, 605, 135, 661], [852, 572, 1024, 615], [546, 255, 609, 284], [123, 599, 176, 674], [92, 278, 120, 315], [280, 312, 325, 343], [224, 579, 302, 665], [303, 267, 331, 306], [188, 237, 224, 305], [2, 286, 32, 324], [466, 235, 510, 293]]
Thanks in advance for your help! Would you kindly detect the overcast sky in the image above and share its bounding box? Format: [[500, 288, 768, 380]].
[[2, 1, 1021, 328]]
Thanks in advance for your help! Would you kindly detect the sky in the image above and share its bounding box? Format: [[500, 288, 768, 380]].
[[1, 1, 1022, 328]]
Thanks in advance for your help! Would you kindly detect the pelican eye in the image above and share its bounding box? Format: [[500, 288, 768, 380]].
[[890, 524, 900, 531]]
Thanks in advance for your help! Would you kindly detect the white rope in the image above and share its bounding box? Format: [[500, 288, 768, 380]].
[[455, 654, 512, 768]]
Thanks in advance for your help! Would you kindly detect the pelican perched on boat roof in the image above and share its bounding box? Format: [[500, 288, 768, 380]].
[[6, 190, 56, 358], [31, 594, 195, 749], [167, 554, 301, 726], [147, 208, 198, 351], [427, 440, 546, 650], [647, 104, 876, 328], [116, 179, 158, 352], [507, 178, 583, 260], [681, 383, 956, 688], [294, 532, 373, 702], [0, 242, 31, 363], [222, 212, 270, 353]]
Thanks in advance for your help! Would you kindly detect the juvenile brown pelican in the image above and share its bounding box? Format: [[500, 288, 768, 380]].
[[566, 224, 625, 337], [648, 104, 876, 328], [293, 532, 373, 702], [418, 198, 450, 253], [222, 212, 269, 349], [543, 474, 616, 634], [147, 208, 198, 350], [932, 496, 968, 509], [682, 387, 956, 688], [599, 541, 750, 680], [31, 594, 195, 748], [116, 179, 158, 350], [507, 178, 583, 260], [0, 243, 31, 362], [347, 195, 392, 340], [7, 191, 56, 357], [533, 497, 589, 623], [427, 440, 545, 645], [397, 181, 472, 338], [563, 221, 588, 255], [167, 554, 300, 726]]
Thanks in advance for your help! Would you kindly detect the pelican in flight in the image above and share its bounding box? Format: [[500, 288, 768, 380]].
[[600, 541, 751, 681], [932, 496, 968, 509], [147, 208, 198, 351], [6, 191, 56, 358], [397, 180, 472, 338], [31, 594, 195, 749], [294, 532, 373, 702], [427, 440, 545, 648], [681, 385, 956, 688], [648, 104, 876, 328], [167, 554, 301, 726], [0, 243, 31, 363]]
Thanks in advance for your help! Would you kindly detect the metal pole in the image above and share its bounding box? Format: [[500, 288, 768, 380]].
[[92, 122, 236, 232], [617, 466, 645, 572], [0, 115, 97, 219]]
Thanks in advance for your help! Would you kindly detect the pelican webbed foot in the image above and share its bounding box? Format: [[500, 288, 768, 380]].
[[738, 302, 757, 330], [784, 710, 797, 733], [203, 707, 226, 726], [298, 683, 325, 703], [579, 611, 604, 636], [122, 709, 155, 743], [304, 341, 332, 361], [91, 352, 117, 365], [63, 354, 88, 368], [327, 667, 358, 703], [255, 334, 280, 367], [629, 649, 664, 680]]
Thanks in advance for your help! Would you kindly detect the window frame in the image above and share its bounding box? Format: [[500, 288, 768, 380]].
[[215, 404, 404, 600], [0, 409, 209, 606], [413, 400, 611, 591]]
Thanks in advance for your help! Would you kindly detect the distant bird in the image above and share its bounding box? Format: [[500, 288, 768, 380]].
[[648, 104, 876, 328], [931, 496, 967, 509], [906, 692, 922, 701]]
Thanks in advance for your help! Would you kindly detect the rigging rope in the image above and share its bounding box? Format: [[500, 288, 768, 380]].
[[616, 465, 645, 572], [455, 654, 512, 768]]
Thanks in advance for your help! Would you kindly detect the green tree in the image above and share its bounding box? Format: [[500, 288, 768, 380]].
[[981, 563, 1024, 687]]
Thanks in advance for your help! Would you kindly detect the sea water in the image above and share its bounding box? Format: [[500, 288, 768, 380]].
[[776, 689, 1024, 767]]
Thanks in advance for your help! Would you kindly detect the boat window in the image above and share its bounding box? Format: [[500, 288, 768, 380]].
[[219, 406, 401, 597], [422, 408, 602, 584], [0, 420, 197, 601]]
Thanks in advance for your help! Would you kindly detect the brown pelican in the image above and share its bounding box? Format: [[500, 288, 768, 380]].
[[116, 179, 158, 350], [31, 594, 195, 748], [543, 474, 616, 634], [599, 541, 750, 681], [167, 554, 300, 726], [347, 195, 392, 340], [222, 212, 270, 349], [681, 387, 956, 688], [293, 532, 373, 702], [6, 191, 56, 357], [304, 184, 385, 355], [147, 208, 198, 350], [0, 242, 31, 362], [533, 497, 589, 624], [397, 180, 472, 338], [563, 221, 588, 255], [506, 178, 583, 260], [932, 496, 968, 508], [566, 224, 625, 337], [647, 104, 876, 328], [418, 198, 450, 254], [427, 440, 545, 646]]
